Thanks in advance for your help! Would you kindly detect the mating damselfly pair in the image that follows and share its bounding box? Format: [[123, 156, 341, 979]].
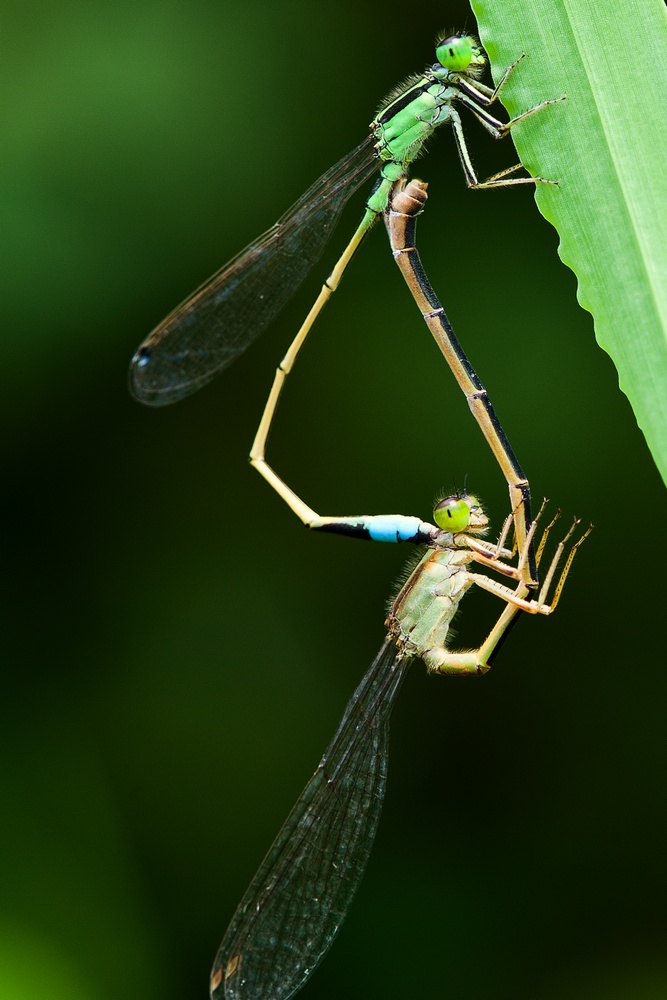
[[130, 31, 588, 1000]]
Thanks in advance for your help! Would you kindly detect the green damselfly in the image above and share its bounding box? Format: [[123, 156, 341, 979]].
[[210, 495, 589, 1000], [129, 33, 561, 577]]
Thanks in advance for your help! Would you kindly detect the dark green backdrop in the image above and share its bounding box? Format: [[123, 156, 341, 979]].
[[3, 2, 666, 999]]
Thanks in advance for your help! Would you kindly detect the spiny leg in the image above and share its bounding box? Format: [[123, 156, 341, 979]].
[[470, 511, 592, 614], [473, 499, 592, 609], [535, 516, 592, 610], [428, 514, 591, 676], [449, 105, 559, 189]]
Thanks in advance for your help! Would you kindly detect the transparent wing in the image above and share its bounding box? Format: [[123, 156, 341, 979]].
[[210, 639, 411, 1000], [130, 137, 378, 406]]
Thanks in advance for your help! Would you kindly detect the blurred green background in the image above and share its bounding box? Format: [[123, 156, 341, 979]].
[[3, 2, 666, 999]]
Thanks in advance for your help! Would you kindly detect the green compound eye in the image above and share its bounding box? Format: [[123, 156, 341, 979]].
[[433, 496, 471, 532], [436, 34, 473, 73]]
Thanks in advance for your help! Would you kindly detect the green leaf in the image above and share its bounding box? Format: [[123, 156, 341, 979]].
[[471, 0, 667, 486]]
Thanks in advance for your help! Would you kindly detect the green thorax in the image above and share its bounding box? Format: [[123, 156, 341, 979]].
[[371, 68, 460, 168]]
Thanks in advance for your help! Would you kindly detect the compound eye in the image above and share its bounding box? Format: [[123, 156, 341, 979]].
[[435, 34, 473, 72], [433, 495, 471, 532]]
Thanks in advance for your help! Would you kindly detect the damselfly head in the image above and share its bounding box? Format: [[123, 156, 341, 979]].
[[433, 493, 488, 534], [435, 34, 486, 76]]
